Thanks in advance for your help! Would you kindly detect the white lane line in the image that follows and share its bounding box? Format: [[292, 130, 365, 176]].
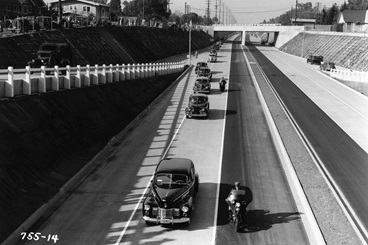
[[114, 97, 187, 245], [241, 45, 326, 245], [212, 35, 238, 245]]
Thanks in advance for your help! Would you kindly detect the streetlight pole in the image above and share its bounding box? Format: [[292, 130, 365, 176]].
[[188, 20, 192, 65]]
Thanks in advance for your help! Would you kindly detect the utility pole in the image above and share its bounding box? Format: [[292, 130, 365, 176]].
[[218, 0, 222, 23], [222, 3, 225, 24], [185, 2, 187, 14], [295, 0, 298, 26], [215, 0, 218, 20], [206, 0, 211, 24]]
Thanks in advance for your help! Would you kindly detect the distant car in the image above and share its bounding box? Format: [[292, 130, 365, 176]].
[[185, 93, 210, 119], [28, 43, 73, 72], [320, 62, 336, 71], [197, 67, 212, 80], [307, 55, 323, 65], [208, 54, 217, 63], [193, 77, 211, 93], [210, 50, 217, 56], [195, 62, 208, 74], [142, 158, 199, 225]]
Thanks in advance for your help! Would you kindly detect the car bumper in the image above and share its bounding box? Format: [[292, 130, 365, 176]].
[[143, 216, 190, 224]]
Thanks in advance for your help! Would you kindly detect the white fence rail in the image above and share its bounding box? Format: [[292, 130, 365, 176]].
[[330, 69, 368, 83], [0, 62, 185, 98]]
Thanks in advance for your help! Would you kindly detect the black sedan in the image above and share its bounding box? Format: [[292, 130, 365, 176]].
[[142, 158, 199, 225]]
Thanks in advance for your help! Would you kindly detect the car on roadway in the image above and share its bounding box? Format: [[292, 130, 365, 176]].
[[185, 93, 210, 119], [28, 43, 73, 73], [142, 158, 199, 225], [197, 67, 212, 80], [307, 55, 323, 65], [208, 54, 217, 63], [193, 77, 211, 94], [210, 49, 217, 56], [320, 62, 336, 71], [195, 61, 208, 74]]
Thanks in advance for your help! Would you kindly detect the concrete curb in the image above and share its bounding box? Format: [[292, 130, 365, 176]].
[[241, 45, 326, 245], [2, 66, 193, 245]]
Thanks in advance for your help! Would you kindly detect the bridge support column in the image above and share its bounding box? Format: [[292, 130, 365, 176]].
[[242, 31, 246, 46]]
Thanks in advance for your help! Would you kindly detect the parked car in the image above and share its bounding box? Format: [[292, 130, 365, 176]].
[[320, 62, 336, 71], [197, 67, 212, 80], [28, 43, 73, 73], [195, 61, 208, 74], [185, 93, 210, 118], [208, 54, 217, 63], [193, 77, 211, 93], [142, 158, 199, 225], [307, 55, 323, 65]]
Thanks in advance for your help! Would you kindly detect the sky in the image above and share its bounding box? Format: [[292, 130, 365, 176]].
[[170, 0, 346, 24]]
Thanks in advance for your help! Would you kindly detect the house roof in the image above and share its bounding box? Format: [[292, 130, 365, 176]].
[[338, 10, 368, 24], [49, 0, 109, 7]]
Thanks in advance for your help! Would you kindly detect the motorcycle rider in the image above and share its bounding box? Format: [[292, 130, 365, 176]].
[[219, 77, 227, 91], [226, 181, 248, 221]]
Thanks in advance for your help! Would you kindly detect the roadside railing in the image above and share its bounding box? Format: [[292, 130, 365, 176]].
[[0, 62, 186, 98], [329, 68, 368, 83]]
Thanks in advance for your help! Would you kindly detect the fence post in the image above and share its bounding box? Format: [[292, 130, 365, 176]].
[[39, 66, 46, 93], [5, 66, 14, 97], [115, 64, 120, 82], [65, 65, 71, 89], [126, 64, 131, 80], [93, 64, 99, 85], [76, 65, 81, 88], [52, 65, 59, 91], [24, 66, 31, 95], [119, 64, 125, 81], [108, 64, 113, 83], [101, 64, 106, 84], [85, 65, 90, 86]]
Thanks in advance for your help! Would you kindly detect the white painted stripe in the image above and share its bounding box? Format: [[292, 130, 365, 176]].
[[212, 35, 238, 245], [114, 90, 187, 245]]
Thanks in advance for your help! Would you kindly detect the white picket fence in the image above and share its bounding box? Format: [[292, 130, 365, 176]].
[[329, 68, 368, 83], [0, 62, 186, 98]]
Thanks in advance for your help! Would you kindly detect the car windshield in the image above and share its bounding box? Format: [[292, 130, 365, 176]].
[[155, 173, 188, 187], [196, 79, 208, 84], [41, 45, 59, 51], [190, 96, 207, 104]]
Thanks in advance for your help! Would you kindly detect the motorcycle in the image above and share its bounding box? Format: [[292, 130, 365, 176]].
[[219, 79, 227, 92], [226, 190, 247, 232]]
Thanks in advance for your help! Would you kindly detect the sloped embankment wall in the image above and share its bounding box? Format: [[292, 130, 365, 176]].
[[279, 31, 368, 71], [0, 72, 181, 242], [0, 27, 212, 69]]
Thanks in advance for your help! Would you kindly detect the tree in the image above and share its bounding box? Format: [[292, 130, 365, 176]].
[[326, 3, 339, 24], [109, 0, 122, 20]]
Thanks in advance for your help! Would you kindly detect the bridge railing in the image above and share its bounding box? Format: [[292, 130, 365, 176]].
[[329, 68, 368, 83], [0, 62, 186, 98]]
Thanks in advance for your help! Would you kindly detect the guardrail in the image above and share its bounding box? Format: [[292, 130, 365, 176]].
[[0, 62, 185, 98], [329, 68, 368, 83]]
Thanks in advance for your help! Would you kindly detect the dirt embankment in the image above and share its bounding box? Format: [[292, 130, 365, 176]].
[[0, 72, 181, 242]]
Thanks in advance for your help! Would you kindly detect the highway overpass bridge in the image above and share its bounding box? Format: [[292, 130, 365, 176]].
[[212, 24, 304, 47]]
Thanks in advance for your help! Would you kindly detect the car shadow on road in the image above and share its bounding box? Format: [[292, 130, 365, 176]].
[[208, 109, 237, 120]]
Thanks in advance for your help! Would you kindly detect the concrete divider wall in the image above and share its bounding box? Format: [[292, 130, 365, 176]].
[[1, 62, 185, 98]]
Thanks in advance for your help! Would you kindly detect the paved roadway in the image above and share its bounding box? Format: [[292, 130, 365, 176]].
[[16, 37, 312, 245], [251, 43, 368, 241]]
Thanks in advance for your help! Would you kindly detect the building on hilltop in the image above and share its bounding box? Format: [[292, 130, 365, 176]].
[[0, 0, 46, 20], [49, 0, 109, 25], [338, 10, 368, 33]]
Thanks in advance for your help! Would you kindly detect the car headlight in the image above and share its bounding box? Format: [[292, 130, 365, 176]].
[[181, 206, 189, 213], [144, 204, 151, 211]]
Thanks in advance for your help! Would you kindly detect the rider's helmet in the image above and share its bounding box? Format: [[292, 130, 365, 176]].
[[234, 181, 241, 190]]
